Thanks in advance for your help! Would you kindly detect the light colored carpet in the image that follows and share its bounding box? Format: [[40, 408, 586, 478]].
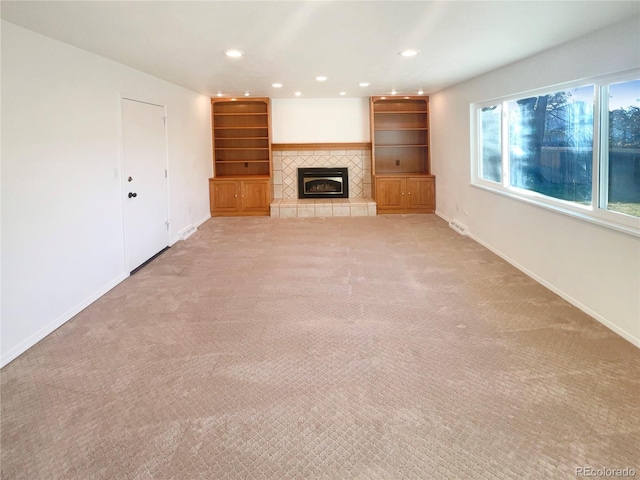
[[2, 215, 639, 479]]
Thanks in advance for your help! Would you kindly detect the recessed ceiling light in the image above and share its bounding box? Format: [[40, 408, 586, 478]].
[[225, 49, 243, 58], [339, 92, 346, 96], [216, 92, 223, 97], [418, 90, 424, 95], [315, 76, 328, 82], [244, 92, 250, 96], [359, 82, 370, 87], [295, 91, 302, 96], [391, 90, 397, 95], [272, 83, 283, 88], [399, 50, 419, 57]]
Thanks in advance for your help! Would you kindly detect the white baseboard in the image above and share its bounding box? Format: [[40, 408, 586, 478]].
[[1, 273, 129, 368], [468, 233, 639, 348], [435, 210, 452, 224], [170, 214, 211, 246], [194, 213, 210, 228], [435, 210, 639, 348], [5, 214, 209, 367]]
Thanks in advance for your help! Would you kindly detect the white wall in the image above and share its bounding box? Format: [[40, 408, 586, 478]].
[[1, 21, 212, 366], [430, 17, 640, 346], [272, 98, 370, 143]]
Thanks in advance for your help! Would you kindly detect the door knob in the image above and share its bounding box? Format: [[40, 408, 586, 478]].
[[128, 192, 137, 198]]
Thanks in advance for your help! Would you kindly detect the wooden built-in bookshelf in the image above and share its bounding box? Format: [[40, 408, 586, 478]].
[[370, 96, 435, 213], [212, 98, 272, 178], [209, 98, 272, 216]]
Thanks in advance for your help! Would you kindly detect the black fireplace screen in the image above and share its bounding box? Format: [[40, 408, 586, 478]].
[[297, 167, 349, 199]]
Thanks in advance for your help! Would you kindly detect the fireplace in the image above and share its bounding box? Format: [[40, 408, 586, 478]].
[[297, 167, 349, 199]]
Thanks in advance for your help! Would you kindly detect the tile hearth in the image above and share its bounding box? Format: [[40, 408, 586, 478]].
[[270, 198, 376, 218]]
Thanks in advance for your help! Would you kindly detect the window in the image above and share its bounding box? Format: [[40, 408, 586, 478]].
[[605, 79, 640, 218], [472, 72, 640, 236], [479, 105, 502, 183]]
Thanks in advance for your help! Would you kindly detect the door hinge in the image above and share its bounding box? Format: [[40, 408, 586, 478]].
[[165, 169, 168, 178], [165, 220, 170, 230], [162, 116, 167, 125]]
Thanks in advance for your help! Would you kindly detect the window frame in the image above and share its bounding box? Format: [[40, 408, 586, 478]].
[[471, 70, 640, 237]]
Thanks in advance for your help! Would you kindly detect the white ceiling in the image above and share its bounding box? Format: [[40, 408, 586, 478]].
[[2, 1, 639, 99]]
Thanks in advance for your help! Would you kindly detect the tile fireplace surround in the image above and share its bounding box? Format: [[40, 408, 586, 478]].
[[270, 146, 376, 218]]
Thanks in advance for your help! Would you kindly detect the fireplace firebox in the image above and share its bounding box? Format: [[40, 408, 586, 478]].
[[298, 167, 349, 199]]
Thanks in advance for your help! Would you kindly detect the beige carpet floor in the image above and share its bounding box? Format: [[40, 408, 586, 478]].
[[1, 215, 639, 479]]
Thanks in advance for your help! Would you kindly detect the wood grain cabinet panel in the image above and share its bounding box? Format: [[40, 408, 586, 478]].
[[210, 180, 241, 213], [240, 179, 270, 214], [406, 176, 435, 211], [375, 177, 405, 211], [375, 175, 435, 214], [209, 178, 270, 216]]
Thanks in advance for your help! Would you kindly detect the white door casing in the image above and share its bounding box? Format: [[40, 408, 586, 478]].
[[121, 98, 169, 273]]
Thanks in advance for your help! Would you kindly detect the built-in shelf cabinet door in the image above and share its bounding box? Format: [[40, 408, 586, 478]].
[[375, 175, 435, 214], [240, 179, 270, 214], [209, 178, 270, 217], [375, 177, 405, 211], [406, 176, 435, 211], [209, 180, 241, 214]]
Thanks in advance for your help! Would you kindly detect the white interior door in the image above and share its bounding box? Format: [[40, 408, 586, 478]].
[[122, 98, 169, 273]]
